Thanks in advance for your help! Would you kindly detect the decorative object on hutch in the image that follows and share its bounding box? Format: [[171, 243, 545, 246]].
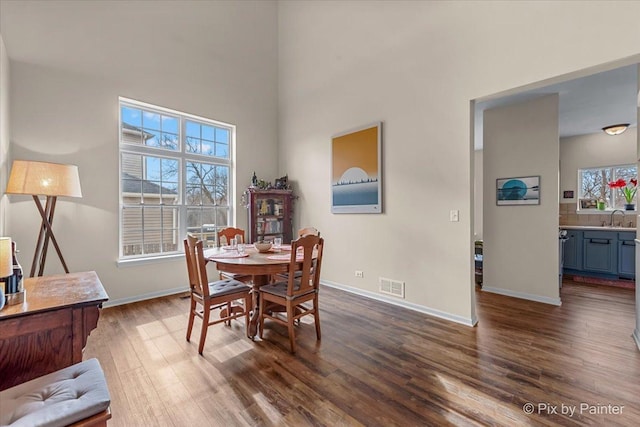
[[244, 188, 294, 244], [6, 160, 83, 277]]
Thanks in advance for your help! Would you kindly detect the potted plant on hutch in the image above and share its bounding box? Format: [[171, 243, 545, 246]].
[[608, 178, 637, 210]]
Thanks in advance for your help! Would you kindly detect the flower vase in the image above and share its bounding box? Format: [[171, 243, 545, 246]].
[[624, 203, 635, 211]]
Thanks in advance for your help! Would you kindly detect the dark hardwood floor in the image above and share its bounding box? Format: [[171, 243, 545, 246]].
[[84, 280, 640, 426]]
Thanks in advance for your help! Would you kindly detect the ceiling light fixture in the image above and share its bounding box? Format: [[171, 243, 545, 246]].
[[602, 124, 629, 136]]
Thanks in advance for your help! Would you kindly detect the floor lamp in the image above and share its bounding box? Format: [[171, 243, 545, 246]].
[[6, 160, 82, 277]]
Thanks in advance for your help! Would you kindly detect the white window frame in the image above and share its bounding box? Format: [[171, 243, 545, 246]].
[[577, 163, 637, 212], [118, 97, 235, 264]]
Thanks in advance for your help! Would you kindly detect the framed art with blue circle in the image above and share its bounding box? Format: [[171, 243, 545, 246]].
[[496, 176, 540, 206]]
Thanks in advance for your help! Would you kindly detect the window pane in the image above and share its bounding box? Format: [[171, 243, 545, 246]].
[[122, 152, 142, 177], [202, 140, 214, 156], [161, 183, 179, 205], [145, 157, 161, 181], [580, 168, 611, 200], [161, 158, 179, 183], [186, 185, 201, 205], [215, 128, 229, 144], [145, 130, 161, 148], [143, 111, 161, 131], [186, 161, 219, 205], [121, 106, 142, 127], [215, 166, 229, 204], [162, 133, 179, 150], [186, 207, 217, 247], [185, 136, 199, 153], [202, 125, 214, 141], [121, 106, 144, 145], [216, 143, 229, 158], [162, 229, 179, 252], [122, 229, 143, 256], [162, 116, 178, 134], [186, 121, 200, 139], [215, 208, 229, 229]]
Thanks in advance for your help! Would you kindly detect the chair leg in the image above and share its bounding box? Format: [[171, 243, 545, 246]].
[[225, 302, 232, 326], [314, 296, 321, 341], [258, 296, 265, 339], [186, 297, 196, 342], [244, 295, 251, 338], [198, 303, 211, 355], [287, 300, 296, 354]]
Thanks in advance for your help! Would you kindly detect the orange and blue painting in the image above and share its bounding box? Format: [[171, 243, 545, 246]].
[[331, 123, 382, 213]]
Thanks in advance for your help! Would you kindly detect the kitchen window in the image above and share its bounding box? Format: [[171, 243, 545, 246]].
[[119, 97, 234, 261], [578, 164, 637, 211]]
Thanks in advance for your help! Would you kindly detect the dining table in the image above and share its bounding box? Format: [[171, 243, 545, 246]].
[[204, 243, 302, 337]]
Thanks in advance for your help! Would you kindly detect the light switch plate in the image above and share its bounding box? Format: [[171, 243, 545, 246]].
[[450, 210, 459, 222]]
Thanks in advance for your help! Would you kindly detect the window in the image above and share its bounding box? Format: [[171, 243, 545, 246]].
[[119, 98, 234, 259], [578, 164, 636, 210]]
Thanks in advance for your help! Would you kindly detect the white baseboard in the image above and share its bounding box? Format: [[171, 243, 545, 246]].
[[481, 286, 562, 306], [633, 329, 640, 351], [321, 280, 477, 327], [103, 286, 188, 308]]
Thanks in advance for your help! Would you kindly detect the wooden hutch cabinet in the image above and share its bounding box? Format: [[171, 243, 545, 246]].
[[245, 188, 294, 243]]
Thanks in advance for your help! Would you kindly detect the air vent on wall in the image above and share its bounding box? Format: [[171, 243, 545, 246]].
[[379, 277, 405, 298]]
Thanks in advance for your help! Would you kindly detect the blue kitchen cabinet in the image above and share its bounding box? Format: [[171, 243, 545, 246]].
[[617, 232, 636, 278], [582, 231, 617, 274], [562, 230, 582, 270]]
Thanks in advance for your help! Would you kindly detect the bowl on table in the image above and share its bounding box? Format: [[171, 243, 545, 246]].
[[254, 242, 272, 253]]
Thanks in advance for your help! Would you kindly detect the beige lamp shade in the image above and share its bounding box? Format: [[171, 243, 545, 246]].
[[0, 237, 12, 278], [6, 160, 82, 197]]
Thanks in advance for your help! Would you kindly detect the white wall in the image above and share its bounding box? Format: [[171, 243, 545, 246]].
[[560, 129, 637, 203], [0, 35, 9, 236], [483, 95, 560, 304], [278, 1, 640, 323], [4, 1, 279, 303], [474, 150, 483, 240]]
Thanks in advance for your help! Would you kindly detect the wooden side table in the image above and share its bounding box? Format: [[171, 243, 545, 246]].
[[0, 271, 109, 391]]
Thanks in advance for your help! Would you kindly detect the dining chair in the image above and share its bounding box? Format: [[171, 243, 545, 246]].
[[216, 227, 252, 283], [184, 234, 251, 355], [297, 226, 320, 238], [272, 226, 320, 283], [217, 227, 246, 246], [258, 234, 324, 353]]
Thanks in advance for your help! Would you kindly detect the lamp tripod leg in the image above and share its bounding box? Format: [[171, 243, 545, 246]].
[[38, 197, 57, 276], [31, 196, 70, 277], [30, 196, 48, 277]]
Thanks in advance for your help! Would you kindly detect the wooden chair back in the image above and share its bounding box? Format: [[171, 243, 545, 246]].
[[286, 234, 324, 298], [298, 226, 320, 237], [184, 234, 209, 298], [218, 227, 245, 246]]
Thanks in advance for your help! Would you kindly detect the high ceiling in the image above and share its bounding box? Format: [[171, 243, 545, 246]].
[[474, 64, 638, 149]]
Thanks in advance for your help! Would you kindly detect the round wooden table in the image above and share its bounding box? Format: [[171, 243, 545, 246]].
[[204, 246, 299, 337]]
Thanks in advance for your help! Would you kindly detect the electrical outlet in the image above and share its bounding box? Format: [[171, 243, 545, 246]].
[[449, 209, 459, 222], [355, 270, 364, 278]]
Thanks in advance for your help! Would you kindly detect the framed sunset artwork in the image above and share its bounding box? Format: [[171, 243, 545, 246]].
[[331, 122, 382, 214]]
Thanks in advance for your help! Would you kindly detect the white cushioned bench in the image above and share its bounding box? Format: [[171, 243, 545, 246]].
[[0, 358, 111, 427]]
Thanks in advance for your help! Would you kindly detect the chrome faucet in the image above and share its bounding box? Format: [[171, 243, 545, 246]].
[[610, 209, 625, 227]]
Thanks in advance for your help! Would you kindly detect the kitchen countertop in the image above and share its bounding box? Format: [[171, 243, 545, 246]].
[[560, 225, 636, 232]]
